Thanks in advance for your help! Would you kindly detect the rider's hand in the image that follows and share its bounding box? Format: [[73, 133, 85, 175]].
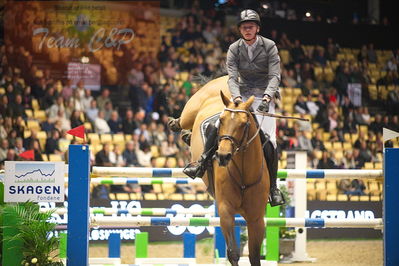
[[257, 95, 271, 113], [233, 96, 243, 104]]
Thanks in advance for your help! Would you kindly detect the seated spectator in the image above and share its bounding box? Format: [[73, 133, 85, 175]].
[[0, 138, 9, 162], [367, 43, 377, 63], [353, 107, 367, 125], [122, 109, 138, 134], [354, 131, 367, 149], [389, 115, 399, 132], [353, 148, 365, 168], [123, 141, 140, 167], [86, 99, 99, 123], [94, 111, 111, 134], [47, 96, 65, 120], [137, 142, 152, 167], [317, 151, 336, 169], [301, 78, 314, 97], [387, 85, 399, 115], [108, 111, 123, 134], [297, 115, 312, 132], [41, 86, 57, 110], [359, 141, 372, 162], [30, 139, 43, 161], [298, 131, 313, 151], [81, 89, 93, 110], [109, 145, 125, 167], [70, 110, 84, 129], [61, 79, 73, 100], [341, 151, 356, 169], [314, 47, 327, 66], [282, 69, 298, 88], [14, 137, 25, 155], [369, 114, 383, 134], [103, 101, 114, 121], [294, 95, 309, 114], [0, 148, 17, 168], [41, 117, 55, 133], [22, 86, 33, 109], [305, 95, 319, 116], [161, 134, 179, 157], [343, 115, 358, 134], [345, 179, 366, 196], [96, 88, 111, 111], [329, 129, 344, 142], [311, 131, 325, 151], [12, 94, 26, 118], [95, 143, 113, 166], [45, 129, 61, 155], [276, 129, 289, 153]]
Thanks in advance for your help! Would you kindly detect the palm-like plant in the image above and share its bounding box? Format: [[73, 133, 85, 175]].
[[1, 201, 64, 265]]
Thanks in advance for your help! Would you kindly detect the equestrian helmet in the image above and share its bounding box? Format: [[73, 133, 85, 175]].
[[238, 9, 261, 27]]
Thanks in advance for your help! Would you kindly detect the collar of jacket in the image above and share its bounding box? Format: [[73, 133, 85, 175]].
[[238, 36, 264, 47]]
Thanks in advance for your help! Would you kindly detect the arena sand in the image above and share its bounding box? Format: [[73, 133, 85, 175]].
[[89, 239, 382, 265]]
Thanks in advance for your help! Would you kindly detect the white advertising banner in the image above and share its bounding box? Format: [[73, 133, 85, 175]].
[[4, 161, 65, 202]]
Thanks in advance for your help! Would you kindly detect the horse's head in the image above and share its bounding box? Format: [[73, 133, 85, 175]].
[[216, 91, 254, 167]]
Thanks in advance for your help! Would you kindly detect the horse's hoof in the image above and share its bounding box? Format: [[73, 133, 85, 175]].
[[168, 117, 182, 132]]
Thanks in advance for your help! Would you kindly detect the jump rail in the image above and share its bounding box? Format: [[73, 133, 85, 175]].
[[41, 207, 214, 216], [91, 167, 383, 179], [90, 217, 383, 229]]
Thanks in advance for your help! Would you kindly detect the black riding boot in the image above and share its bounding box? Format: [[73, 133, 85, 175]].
[[262, 135, 286, 207], [183, 124, 218, 179]]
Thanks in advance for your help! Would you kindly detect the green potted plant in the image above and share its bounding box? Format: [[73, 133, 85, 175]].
[[278, 184, 296, 259], [0, 201, 64, 266]]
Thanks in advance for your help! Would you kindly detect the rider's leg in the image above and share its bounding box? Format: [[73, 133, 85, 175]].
[[183, 123, 218, 179], [262, 137, 285, 206]]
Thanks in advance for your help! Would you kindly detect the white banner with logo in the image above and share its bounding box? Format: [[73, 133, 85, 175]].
[[4, 161, 65, 202]]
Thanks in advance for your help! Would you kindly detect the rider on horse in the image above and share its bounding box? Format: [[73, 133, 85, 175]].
[[171, 9, 285, 207]]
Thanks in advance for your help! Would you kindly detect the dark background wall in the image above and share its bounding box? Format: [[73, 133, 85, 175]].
[[261, 17, 398, 49]]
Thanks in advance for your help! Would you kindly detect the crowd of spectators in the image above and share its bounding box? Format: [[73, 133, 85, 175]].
[[0, 3, 398, 198]]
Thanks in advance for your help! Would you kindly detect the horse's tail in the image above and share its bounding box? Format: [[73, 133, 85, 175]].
[[192, 66, 228, 88]]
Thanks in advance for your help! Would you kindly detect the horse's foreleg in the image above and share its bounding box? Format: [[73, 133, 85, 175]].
[[219, 205, 240, 266], [247, 218, 265, 266]]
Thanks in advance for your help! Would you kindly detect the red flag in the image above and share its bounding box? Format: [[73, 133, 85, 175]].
[[19, 150, 34, 160], [67, 125, 85, 140]]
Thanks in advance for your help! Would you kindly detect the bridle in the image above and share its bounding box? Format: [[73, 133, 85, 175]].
[[217, 107, 265, 192], [218, 108, 262, 154]]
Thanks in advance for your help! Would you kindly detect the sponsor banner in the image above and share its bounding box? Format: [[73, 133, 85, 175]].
[[42, 200, 214, 242], [306, 201, 383, 239], [5, 1, 160, 85], [5, 161, 65, 202], [41, 199, 383, 241]]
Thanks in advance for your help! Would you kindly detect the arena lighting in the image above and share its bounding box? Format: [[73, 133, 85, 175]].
[[81, 56, 89, 64], [262, 4, 269, 9], [305, 11, 312, 17]]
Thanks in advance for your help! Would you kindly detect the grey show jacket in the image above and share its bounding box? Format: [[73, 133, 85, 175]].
[[226, 36, 281, 99]]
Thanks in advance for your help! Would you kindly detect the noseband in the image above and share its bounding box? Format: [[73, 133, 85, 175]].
[[218, 108, 251, 153]]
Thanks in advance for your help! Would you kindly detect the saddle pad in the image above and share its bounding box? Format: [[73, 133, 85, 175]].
[[199, 112, 220, 199], [200, 112, 221, 144]]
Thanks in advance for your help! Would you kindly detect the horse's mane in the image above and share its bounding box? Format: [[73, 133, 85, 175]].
[[192, 66, 227, 87]]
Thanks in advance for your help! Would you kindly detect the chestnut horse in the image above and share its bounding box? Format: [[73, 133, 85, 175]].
[[176, 75, 269, 265]]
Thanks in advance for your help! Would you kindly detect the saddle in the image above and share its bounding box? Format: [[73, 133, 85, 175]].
[[199, 113, 221, 198]]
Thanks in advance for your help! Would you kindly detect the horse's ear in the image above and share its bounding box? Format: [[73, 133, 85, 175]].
[[220, 90, 231, 107], [243, 96, 255, 110]]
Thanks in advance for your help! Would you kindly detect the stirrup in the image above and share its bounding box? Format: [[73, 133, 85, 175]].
[[183, 162, 205, 179], [269, 187, 286, 207]]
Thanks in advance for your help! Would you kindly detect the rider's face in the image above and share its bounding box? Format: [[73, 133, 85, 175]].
[[239, 22, 259, 41]]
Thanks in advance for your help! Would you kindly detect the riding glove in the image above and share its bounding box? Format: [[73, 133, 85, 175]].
[[257, 98, 270, 113]]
